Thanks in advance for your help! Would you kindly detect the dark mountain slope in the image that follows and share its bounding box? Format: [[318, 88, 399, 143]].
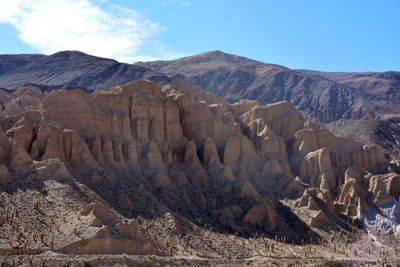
[[137, 50, 374, 123], [0, 54, 46, 76], [0, 51, 171, 90]]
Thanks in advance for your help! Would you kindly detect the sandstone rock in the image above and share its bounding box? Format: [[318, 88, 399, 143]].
[[147, 140, 166, 171], [293, 127, 385, 174], [80, 203, 120, 225], [244, 199, 277, 230], [9, 140, 32, 168], [102, 137, 115, 163], [223, 136, 241, 173], [60, 225, 158, 255], [240, 181, 263, 201], [88, 136, 104, 163], [262, 159, 282, 174], [240, 101, 305, 141], [0, 78, 396, 255], [183, 140, 209, 185], [223, 136, 258, 177], [202, 138, 221, 169], [320, 169, 337, 191], [184, 141, 202, 168], [309, 210, 330, 227], [336, 172, 368, 217], [63, 129, 96, 166], [369, 173, 400, 206], [3, 95, 40, 116], [118, 80, 162, 97], [298, 148, 333, 187], [9, 125, 33, 151], [260, 135, 287, 161], [113, 141, 124, 163], [123, 140, 138, 163]]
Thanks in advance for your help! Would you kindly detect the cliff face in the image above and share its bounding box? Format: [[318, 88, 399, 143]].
[[0, 79, 398, 255], [138, 51, 400, 157]]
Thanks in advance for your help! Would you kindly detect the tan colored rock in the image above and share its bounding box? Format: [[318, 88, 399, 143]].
[[260, 135, 287, 161], [298, 148, 333, 187], [60, 225, 158, 255], [336, 170, 368, 217], [202, 138, 221, 169], [183, 140, 209, 185], [309, 210, 330, 227], [244, 199, 277, 230], [123, 140, 138, 163], [118, 80, 162, 97], [240, 181, 263, 201], [293, 127, 385, 174], [102, 137, 115, 163], [215, 165, 236, 180], [10, 125, 33, 152], [320, 169, 337, 191], [62, 129, 96, 166], [296, 190, 319, 210], [88, 136, 104, 163], [27, 158, 71, 182], [147, 140, 166, 171], [3, 95, 41, 116], [240, 101, 305, 141], [262, 159, 282, 174], [113, 141, 124, 163], [184, 141, 202, 168], [223, 136, 258, 177], [369, 173, 400, 206], [223, 136, 241, 172], [9, 140, 32, 168], [80, 203, 120, 225]]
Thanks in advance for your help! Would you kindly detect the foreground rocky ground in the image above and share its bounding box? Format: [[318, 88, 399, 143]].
[[0, 80, 399, 266]]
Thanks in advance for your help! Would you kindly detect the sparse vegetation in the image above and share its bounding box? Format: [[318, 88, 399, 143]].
[[81, 259, 94, 267]]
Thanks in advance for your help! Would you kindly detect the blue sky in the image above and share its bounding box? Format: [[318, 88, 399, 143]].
[[0, 0, 399, 71]]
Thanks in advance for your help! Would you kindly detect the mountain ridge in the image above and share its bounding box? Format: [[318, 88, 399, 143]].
[[1, 50, 399, 156], [0, 50, 171, 90]]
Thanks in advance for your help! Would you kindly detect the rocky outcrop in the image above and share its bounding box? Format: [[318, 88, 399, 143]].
[[0, 78, 397, 255], [244, 199, 277, 230], [369, 173, 400, 206]]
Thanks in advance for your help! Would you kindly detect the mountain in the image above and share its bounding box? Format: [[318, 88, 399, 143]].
[[0, 54, 46, 76], [0, 51, 171, 90], [137, 50, 400, 157], [0, 79, 399, 265]]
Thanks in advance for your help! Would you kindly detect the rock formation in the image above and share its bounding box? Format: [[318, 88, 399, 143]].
[[0, 79, 398, 257]]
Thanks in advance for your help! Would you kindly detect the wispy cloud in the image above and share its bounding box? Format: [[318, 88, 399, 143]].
[[159, 0, 190, 8], [0, 0, 183, 62]]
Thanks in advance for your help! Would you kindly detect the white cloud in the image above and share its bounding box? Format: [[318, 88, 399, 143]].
[[159, 0, 190, 7], [0, 0, 183, 62]]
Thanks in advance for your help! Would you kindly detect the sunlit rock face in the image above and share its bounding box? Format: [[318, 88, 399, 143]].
[[0, 79, 397, 254]]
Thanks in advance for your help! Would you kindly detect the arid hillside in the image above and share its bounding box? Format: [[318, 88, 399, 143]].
[[0, 80, 399, 265]]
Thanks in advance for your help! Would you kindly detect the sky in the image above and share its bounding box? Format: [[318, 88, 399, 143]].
[[0, 0, 399, 72]]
